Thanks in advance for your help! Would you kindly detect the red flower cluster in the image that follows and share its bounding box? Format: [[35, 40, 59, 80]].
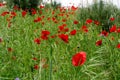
[[73, 20, 79, 24], [100, 30, 109, 37], [110, 17, 115, 21], [70, 29, 77, 35], [34, 17, 42, 22], [31, 8, 37, 15], [13, 5, 20, 10], [109, 25, 120, 33], [58, 34, 69, 43], [81, 25, 88, 33], [96, 40, 102, 46], [58, 24, 69, 33], [110, 25, 116, 33], [86, 19, 92, 24], [94, 20, 100, 25], [34, 38, 41, 44], [22, 11, 27, 17], [41, 30, 50, 40], [116, 43, 120, 49], [117, 28, 120, 33], [11, 12, 17, 17], [1, 11, 9, 16], [34, 64, 39, 70], [34, 30, 50, 44]]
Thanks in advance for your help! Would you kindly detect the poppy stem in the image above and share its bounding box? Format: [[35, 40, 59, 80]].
[[49, 45, 53, 80]]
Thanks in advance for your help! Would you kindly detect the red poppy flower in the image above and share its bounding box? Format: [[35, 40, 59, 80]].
[[72, 51, 86, 66], [34, 17, 42, 22], [81, 25, 88, 33], [94, 20, 100, 25], [86, 19, 92, 24], [40, 5, 44, 8], [8, 47, 12, 52], [110, 17, 115, 21], [39, 10, 42, 14], [47, 17, 51, 21], [52, 17, 56, 21], [59, 25, 65, 31], [41, 35, 49, 40], [66, 14, 69, 18], [58, 34, 69, 43], [100, 30, 109, 37], [34, 38, 40, 44], [6, 18, 11, 22], [62, 19, 67, 22], [96, 40, 102, 46], [8, 22, 12, 28], [74, 20, 79, 24], [31, 8, 37, 15], [41, 30, 50, 36], [0, 38, 2, 43], [22, 11, 27, 17], [41, 16, 45, 19], [51, 35, 56, 38], [58, 13, 64, 16], [64, 28, 69, 32], [13, 5, 20, 10], [0, 3, 4, 7], [41, 30, 50, 40], [41, 22, 45, 25], [9, 15, 13, 19], [54, 20, 58, 24], [59, 7, 64, 12], [62, 24, 67, 27], [34, 65, 39, 70], [0, 2, 6, 7], [11, 12, 17, 17], [117, 28, 120, 33], [32, 57, 37, 61], [1, 11, 9, 16], [58, 25, 69, 33], [81, 25, 87, 29], [70, 29, 77, 35], [110, 25, 116, 32], [52, 11, 55, 15], [116, 43, 120, 49], [71, 6, 78, 11]]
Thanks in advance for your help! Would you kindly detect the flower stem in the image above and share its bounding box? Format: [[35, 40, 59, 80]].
[[49, 45, 53, 80]]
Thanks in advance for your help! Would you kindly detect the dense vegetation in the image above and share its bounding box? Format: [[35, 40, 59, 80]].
[[0, 0, 120, 80]]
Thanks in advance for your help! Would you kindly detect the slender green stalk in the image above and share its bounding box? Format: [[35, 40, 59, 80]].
[[49, 45, 53, 80]]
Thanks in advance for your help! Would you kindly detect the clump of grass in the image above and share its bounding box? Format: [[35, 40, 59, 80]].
[[6, 0, 42, 12], [78, 0, 120, 31]]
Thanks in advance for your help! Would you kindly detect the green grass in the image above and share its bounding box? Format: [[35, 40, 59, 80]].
[[0, 5, 120, 80]]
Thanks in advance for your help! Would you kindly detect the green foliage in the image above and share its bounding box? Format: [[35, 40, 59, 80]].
[[6, 0, 42, 10], [78, 0, 120, 31], [51, 1, 61, 9], [45, 1, 61, 9], [0, 2, 120, 80]]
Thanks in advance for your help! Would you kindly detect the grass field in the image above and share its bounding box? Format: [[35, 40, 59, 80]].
[[0, 5, 120, 80]]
